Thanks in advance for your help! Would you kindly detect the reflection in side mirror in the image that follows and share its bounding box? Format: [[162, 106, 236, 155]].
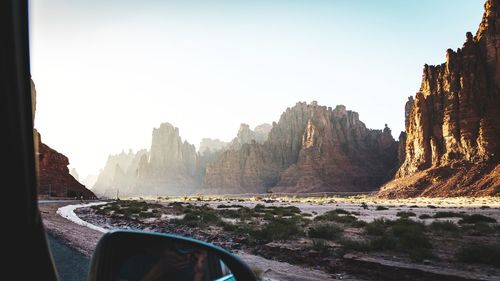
[[88, 230, 256, 281]]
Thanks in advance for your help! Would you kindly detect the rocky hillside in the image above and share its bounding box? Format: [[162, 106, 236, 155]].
[[379, 0, 500, 198], [202, 102, 398, 194], [36, 130, 96, 199], [93, 123, 199, 197], [92, 149, 148, 197]]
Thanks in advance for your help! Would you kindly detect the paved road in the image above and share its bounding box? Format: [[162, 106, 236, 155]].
[[47, 234, 90, 281]]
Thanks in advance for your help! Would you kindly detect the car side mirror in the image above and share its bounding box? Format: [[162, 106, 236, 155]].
[[87, 230, 256, 281]]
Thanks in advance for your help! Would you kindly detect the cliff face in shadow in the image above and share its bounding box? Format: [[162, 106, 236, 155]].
[[379, 0, 500, 198], [36, 130, 96, 199], [202, 102, 398, 194], [31, 80, 95, 199]]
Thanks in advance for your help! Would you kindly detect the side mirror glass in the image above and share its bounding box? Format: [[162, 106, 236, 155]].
[[88, 230, 256, 281]]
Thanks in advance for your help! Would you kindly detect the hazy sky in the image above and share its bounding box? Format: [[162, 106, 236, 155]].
[[30, 0, 485, 179]]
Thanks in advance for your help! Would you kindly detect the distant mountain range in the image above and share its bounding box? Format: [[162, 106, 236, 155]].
[[41, 0, 500, 199], [92, 102, 398, 197]]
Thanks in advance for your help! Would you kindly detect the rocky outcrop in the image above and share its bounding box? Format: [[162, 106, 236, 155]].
[[135, 123, 198, 195], [93, 123, 199, 197], [92, 149, 148, 197], [202, 102, 398, 194], [31, 80, 95, 199], [229, 123, 272, 149], [36, 131, 96, 199], [379, 0, 500, 198], [199, 138, 229, 155]]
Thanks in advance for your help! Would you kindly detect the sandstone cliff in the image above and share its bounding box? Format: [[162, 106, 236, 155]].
[[379, 0, 500, 198], [202, 102, 398, 194], [31, 80, 95, 199], [92, 149, 148, 197], [93, 123, 199, 197], [199, 138, 229, 155], [36, 130, 96, 199], [229, 123, 272, 149]]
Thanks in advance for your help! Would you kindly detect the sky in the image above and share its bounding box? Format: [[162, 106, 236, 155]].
[[29, 0, 485, 179]]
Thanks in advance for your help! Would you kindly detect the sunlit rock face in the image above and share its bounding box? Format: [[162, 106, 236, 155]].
[[202, 101, 398, 194], [379, 0, 500, 198]]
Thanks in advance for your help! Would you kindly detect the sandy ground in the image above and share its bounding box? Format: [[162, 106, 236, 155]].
[[178, 199, 500, 224], [40, 200, 365, 280], [40, 197, 500, 281]]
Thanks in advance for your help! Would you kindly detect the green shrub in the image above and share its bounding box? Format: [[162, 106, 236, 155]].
[[418, 214, 432, 219], [310, 238, 328, 253], [370, 233, 398, 251], [333, 208, 350, 215], [175, 209, 221, 228], [429, 221, 459, 233], [365, 219, 387, 236], [253, 217, 304, 241], [376, 206, 389, 211], [463, 222, 495, 236], [139, 211, 160, 218], [433, 211, 463, 218], [456, 243, 500, 268], [340, 238, 372, 252], [314, 211, 358, 224], [308, 222, 343, 240], [217, 204, 244, 209], [459, 214, 497, 224], [361, 202, 368, 209], [350, 220, 368, 228], [396, 211, 416, 218]]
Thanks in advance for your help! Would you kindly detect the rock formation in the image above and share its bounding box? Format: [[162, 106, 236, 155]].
[[379, 0, 500, 198], [36, 131, 96, 199], [31, 80, 95, 199], [92, 149, 148, 197], [135, 123, 198, 195], [199, 138, 229, 155], [93, 123, 199, 197], [229, 123, 272, 149], [202, 102, 398, 194]]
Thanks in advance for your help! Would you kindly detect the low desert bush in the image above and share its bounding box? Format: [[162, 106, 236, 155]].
[[458, 214, 497, 224], [308, 222, 343, 240], [432, 211, 463, 219], [429, 220, 459, 233], [418, 214, 432, 219], [396, 211, 416, 218], [456, 243, 500, 268]]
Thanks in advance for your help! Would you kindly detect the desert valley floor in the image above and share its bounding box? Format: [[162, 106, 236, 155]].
[[42, 196, 500, 281]]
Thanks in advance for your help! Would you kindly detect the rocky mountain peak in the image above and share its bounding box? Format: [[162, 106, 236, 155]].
[[379, 0, 500, 198]]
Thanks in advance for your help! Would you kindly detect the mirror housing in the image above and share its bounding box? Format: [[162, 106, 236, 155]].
[[88, 230, 256, 281]]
